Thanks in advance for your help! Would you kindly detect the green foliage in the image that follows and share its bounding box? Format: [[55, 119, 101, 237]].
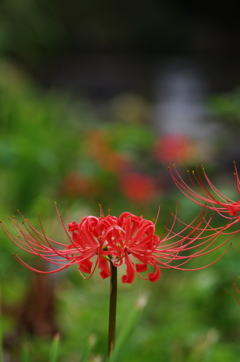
[[49, 334, 61, 362], [209, 88, 240, 125]]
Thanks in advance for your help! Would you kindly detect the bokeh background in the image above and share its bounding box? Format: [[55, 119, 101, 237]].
[[1, 1, 240, 361]]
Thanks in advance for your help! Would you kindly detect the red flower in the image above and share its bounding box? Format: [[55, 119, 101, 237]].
[[155, 134, 195, 164], [168, 162, 240, 220], [120, 173, 157, 204], [0, 205, 235, 284]]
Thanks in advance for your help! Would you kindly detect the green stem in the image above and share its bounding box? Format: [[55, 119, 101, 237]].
[[108, 262, 117, 358]]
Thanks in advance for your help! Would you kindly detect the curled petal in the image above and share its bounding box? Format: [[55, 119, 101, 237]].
[[148, 266, 161, 282], [98, 255, 111, 279], [68, 221, 79, 232], [122, 253, 135, 284]]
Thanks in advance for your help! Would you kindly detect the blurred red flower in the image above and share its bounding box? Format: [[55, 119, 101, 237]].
[[120, 172, 157, 204], [155, 134, 195, 164]]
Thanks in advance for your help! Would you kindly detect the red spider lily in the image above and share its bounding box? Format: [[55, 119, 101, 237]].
[[0, 204, 236, 284], [168, 162, 240, 220]]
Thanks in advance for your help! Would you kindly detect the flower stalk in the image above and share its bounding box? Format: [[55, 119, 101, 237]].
[[108, 262, 117, 357]]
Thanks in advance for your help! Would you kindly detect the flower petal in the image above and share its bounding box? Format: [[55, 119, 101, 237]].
[[122, 253, 135, 284], [136, 263, 148, 272], [148, 266, 161, 282], [78, 259, 93, 274], [98, 256, 111, 279], [68, 221, 79, 232]]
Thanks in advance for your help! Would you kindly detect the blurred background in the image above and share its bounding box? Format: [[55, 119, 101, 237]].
[[1, 1, 240, 361]]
